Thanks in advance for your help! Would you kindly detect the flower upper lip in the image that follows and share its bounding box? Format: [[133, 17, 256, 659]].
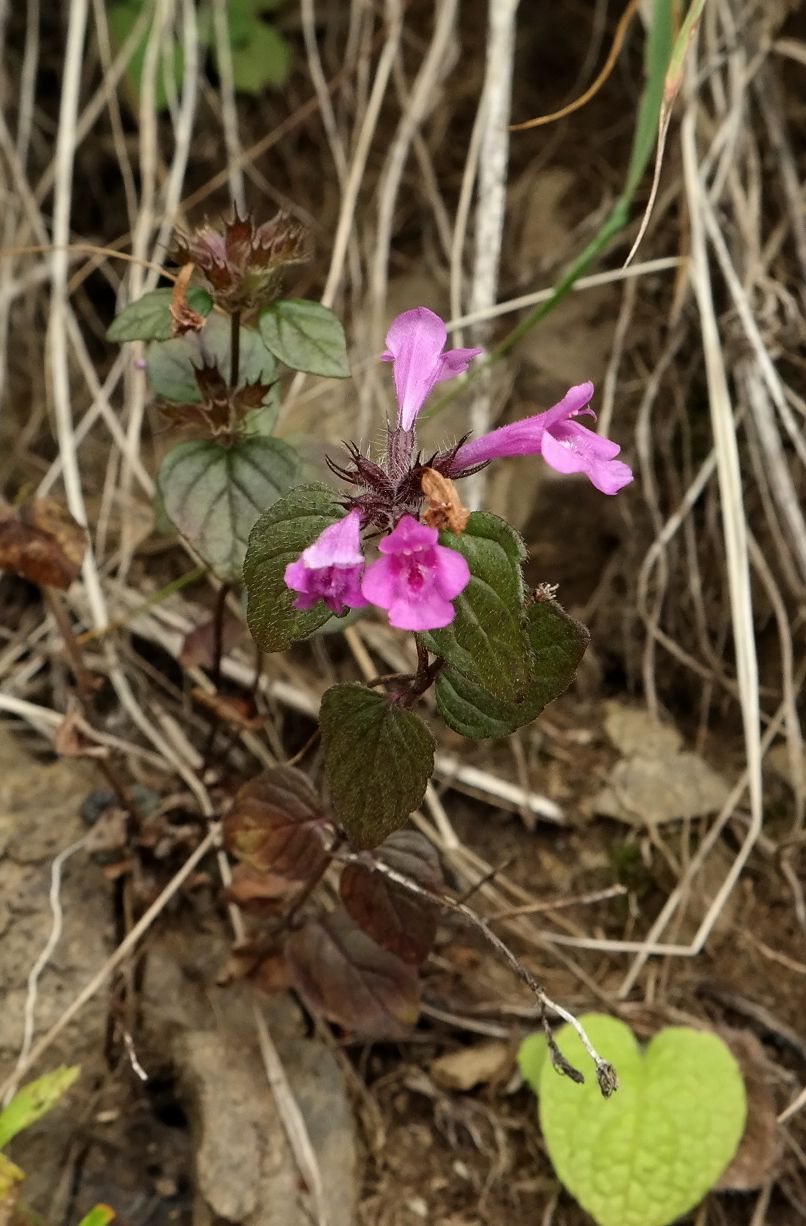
[[381, 307, 482, 432]]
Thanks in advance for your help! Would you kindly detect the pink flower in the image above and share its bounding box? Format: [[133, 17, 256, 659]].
[[284, 509, 368, 615], [452, 382, 633, 495], [361, 515, 470, 631], [382, 308, 482, 432]]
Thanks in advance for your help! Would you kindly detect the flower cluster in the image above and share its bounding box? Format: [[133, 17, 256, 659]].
[[170, 210, 309, 313], [285, 307, 633, 631]]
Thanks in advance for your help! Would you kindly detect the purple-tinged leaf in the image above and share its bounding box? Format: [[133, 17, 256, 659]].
[[223, 766, 328, 880], [286, 911, 419, 1038], [340, 831, 442, 965]]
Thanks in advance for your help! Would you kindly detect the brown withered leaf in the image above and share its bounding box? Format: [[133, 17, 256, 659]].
[[339, 831, 442, 966], [180, 614, 243, 669], [171, 262, 206, 335], [190, 688, 263, 730], [226, 863, 298, 917], [286, 910, 420, 1038], [223, 766, 329, 880], [0, 497, 86, 589], [420, 468, 470, 534], [716, 1029, 782, 1191]]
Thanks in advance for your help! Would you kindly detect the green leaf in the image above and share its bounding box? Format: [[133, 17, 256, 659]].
[[243, 484, 346, 651], [107, 2, 185, 113], [435, 597, 589, 739], [518, 1032, 549, 1095], [229, 23, 292, 93], [76, 1206, 116, 1226], [0, 1066, 79, 1149], [419, 512, 531, 703], [319, 684, 435, 849], [146, 313, 277, 404], [259, 300, 350, 377], [105, 286, 213, 343], [533, 1015, 747, 1226], [157, 437, 298, 583]]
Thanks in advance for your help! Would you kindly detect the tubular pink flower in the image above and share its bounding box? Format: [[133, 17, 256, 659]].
[[452, 381, 633, 495], [381, 307, 482, 432], [361, 515, 470, 631], [284, 509, 368, 615]]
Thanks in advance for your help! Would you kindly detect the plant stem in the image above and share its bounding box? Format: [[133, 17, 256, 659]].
[[230, 309, 241, 389], [202, 581, 232, 770]]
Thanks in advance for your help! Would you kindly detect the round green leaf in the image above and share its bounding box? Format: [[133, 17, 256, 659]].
[[243, 483, 347, 651], [419, 512, 531, 703], [435, 597, 589, 739], [106, 286, 212, 343], [146, 313, 277, 403], [535, 1015, 747, 1226], [259, 299, 350, 377], [320, 684, 435, 849], [157, 436, 298, 582], [228, 23, 292, 92]]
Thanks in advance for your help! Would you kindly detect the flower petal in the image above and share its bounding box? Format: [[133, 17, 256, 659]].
[[434, 347, 483, 383], [382, 308, 447, 431], [378, 514, 438, 554], [387, 588, 457, 631], [302, 508, 363, 568], [433, 544, 471, 599], [451, 383, 597, 471], [541, 422, 633, 494], [360, 555, 397, 608]]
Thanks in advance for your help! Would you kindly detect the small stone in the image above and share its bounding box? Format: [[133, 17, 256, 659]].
[[431, 1041, 511, 1091]]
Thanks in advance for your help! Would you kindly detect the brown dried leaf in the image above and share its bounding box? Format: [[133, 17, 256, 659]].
[[0, 497, 86, 589], [339, 831, 442, 965], [180, 613, 243, 670], [190, 688, 264, 730], [286, 910, 419, 1038], [226, 863, 298, 917], [420, 468, 470, 534], [716, 1029, 783, 1191], [223, 766, 329, 880], [171, 262, 206, 336]]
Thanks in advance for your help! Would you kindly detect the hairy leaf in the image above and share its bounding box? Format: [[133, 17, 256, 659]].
[[106, 286, 212, 343], [419, 512, 531, 703], [339, 831, 442, 965], [243, 484, 346, 651], [435, 597, 589, 739], [286, 911, 419, 1037], [259, 299, 349, 377], [223, 766, 328, 880], [146, 312, 277, 404], [157, 436, 298, 582], [320, 684, 435, 849], [0, 1066, 79, 1149], [0, 498, 86, 590], [532, 1015, 747, 1226]]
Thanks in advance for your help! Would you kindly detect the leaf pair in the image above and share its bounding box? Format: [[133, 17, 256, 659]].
[[224, 767, 441, 1036], [108, 295, 349, 581]]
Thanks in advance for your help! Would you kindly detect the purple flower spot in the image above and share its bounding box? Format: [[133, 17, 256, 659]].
[[361, 515, 470, 631], [284, 509, 368, 616]]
